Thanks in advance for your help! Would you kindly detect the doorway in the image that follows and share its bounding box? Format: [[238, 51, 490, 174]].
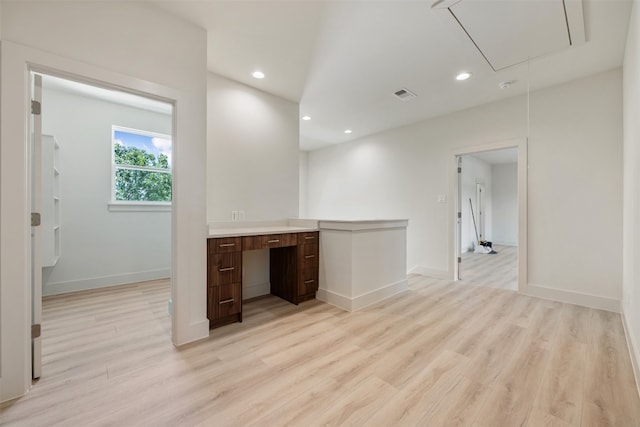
[[451, 139, 527, 292], [30, 71, 174, 379]]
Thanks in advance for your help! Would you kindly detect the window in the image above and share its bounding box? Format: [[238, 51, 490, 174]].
[[111, 126, 172, 206]]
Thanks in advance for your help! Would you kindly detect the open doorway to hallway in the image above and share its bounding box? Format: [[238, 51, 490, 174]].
[[457, 148, 518, 291]]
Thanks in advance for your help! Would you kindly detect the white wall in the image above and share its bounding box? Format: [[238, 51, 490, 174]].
[[492, 163, 518, 246], [299, 151, 309, 218], [461, 155, 492, 252], [622, 0, 640, 393], [207, 72, 300, 298], [307, 69, 622, 309], [1, 1, 207, 401], [41, 88, 171, 295], [207, 72, 299, 222]]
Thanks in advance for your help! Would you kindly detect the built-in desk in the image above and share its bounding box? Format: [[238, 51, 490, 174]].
[[207, 225, 319, 329]]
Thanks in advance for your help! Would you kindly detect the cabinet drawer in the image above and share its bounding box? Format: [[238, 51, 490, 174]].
[[299, 242, 318, 258], [209, 252, 242, 287], [209, 237, 241, 254], [242, 233, 297, 250], [209, 283, 242, 320], [297, 231, 319, 245], [298, 269, 318, 295]]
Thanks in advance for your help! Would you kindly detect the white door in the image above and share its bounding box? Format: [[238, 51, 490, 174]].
[[31, 73, 43, 379], [476, 183, 485, 241]]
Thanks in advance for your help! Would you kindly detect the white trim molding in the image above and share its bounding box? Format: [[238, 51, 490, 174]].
[[449, 137, 528, 295], [621, 306, 640, 399], [108, 202, 171, 212], [316, 279, 409, 312], [522, 283, 620, 313], [42, 269, 171, 296]]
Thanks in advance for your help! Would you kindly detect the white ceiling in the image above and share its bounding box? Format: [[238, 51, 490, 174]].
[[152, 0, 632, 151]]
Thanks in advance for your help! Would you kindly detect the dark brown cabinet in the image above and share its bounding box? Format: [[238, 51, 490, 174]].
[[207, 231, 320, 330], [296, 232, 319, 302], [207, 238, 243, 329]]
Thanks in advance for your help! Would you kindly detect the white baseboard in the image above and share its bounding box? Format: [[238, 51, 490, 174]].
[[43, 268, 171, 296], [492, 241, 517, 246], [408, 266, 450, 280], [243, 281, 270, 300], [316, 288, 352, 311], [317, 279, 409, 312], [621, 306, 640, 399], [174, 319, 210, 347], [522, 283, 620, 313]]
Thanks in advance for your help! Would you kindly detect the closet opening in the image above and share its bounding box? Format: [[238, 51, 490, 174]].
[[30, 71, 174, 380]]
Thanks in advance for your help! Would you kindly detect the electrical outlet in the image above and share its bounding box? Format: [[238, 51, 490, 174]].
[[437, 195, 447, 203], [239, 210, 245, 221], [232, 211, 238, 221], [167, 299, 173, 316]]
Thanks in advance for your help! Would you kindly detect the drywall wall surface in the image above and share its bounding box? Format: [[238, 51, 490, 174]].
[[299, 151, 309, 219], [207, 72, 299, 222], [0, 2, 203, 92], [461, 155, 493, 252], [527, 70, 622, 299], [307, 69, 623, 302], [1, 1, 206, 401], [622, 0, 640, 392], [307, 93, 528, 276], [41, 88, 171, 295], [207, 73, 299, 296], [492, 163, 518, 246]]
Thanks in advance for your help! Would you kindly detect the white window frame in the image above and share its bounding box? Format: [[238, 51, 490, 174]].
[[109, 125, 172, 212]]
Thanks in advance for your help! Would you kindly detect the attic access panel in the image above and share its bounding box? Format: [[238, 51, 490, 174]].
[[448, 0, 585, 71]]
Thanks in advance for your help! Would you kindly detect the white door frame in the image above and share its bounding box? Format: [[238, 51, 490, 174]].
[[31, 73, 43, 379], [1, 40, 208, 402], [449, 138, 528, 292]]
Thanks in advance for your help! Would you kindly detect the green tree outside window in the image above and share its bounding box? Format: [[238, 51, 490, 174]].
[[113, 127, 172, 203]]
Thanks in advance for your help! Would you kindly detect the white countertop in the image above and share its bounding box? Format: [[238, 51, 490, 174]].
[[318, 219, 408, 232], [208, 225, 318, 238], [206, 218, 407, 237]]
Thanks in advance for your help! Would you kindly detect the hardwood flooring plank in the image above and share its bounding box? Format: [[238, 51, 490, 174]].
[[2, 276, 639, 427], [582, 310, 640, 426]]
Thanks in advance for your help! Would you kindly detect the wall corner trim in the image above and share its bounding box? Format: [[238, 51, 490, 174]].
[[174, 319, 210, 347], [621, 305, 640, 400], [317, 279, 408, 312], [408, 266, 450, 280]]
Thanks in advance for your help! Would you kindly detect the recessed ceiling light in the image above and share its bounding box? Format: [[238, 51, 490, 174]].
[[456, 72, 472, 81], [252, 71, 265, 79], [344, 129, 352, 134], [302, 115, 311, 121]]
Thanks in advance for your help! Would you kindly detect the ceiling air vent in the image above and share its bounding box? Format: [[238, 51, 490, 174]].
[[393, 88, 417, 101]]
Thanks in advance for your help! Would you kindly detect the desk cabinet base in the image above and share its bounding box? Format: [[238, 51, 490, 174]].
[[207, 231, 319, 329]]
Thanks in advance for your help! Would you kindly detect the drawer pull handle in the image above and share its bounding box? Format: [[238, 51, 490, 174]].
[[304, 236, 315, 240], [219, 267, 235, 272], [219, 243, 236, 248], [304, 279, 315, 284], [267, 239, 280, 243], [219, 298, 235, 305], [305, 255, 316, 259]]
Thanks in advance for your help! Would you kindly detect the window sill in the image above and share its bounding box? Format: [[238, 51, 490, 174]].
[[108, 202, 171, 212]]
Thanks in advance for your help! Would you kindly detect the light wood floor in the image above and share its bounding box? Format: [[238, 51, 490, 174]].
[[2, 275, 639, 426], [461, 244, 518, 290]]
